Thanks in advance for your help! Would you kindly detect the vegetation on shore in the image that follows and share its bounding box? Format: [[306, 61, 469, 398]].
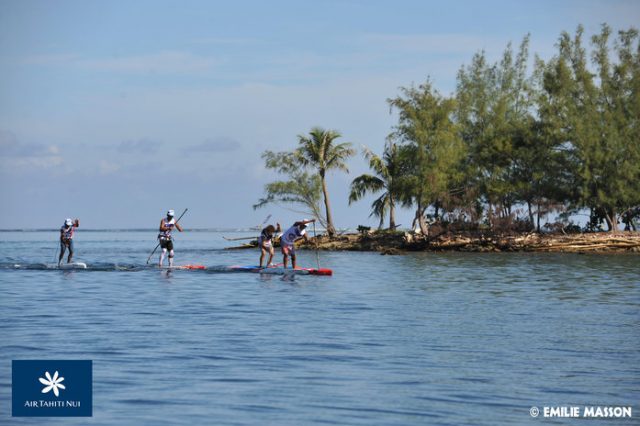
[[254, 128, 354, 237], [303, 230, 640, 254], [254, 24, 639, 243], [227, 230, 640, 254]]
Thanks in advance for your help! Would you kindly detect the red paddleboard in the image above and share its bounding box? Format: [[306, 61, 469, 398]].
[[181, 264, 206, 269], [160, 264, 206, 270], [304, 268, 332, 276], [273, 263, 332, 276], [228, 264, 332, 276]]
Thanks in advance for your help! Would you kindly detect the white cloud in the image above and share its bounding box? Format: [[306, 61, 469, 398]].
[[0, 155, 66, 174], [188, 137, 241, 154], [0, 129, 62, 158], [21, 53, 80, 66], [360, 33, 506, 55], [0, 130, 69, 174], [117, 138, 163, 154], [190, 36, 264, 46], [99, 160, 120, 175], [77, 50, 219, 75], [21, 51, 219, 75]]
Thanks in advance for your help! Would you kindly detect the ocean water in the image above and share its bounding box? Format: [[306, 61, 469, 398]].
[[1, 230, 638, 425]]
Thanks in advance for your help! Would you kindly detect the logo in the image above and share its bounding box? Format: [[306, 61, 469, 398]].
[[12, 360, 92, 417], [39, 371, 66, 397]]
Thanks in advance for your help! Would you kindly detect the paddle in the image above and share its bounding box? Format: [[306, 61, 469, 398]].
[[222, 236, 258, 241], [313, 220, 320, 270], [146, 208, 188, 264], [54, 240, 59, 265]]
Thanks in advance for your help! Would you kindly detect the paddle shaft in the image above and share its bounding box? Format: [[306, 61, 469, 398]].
[[223, 236, 258, 241], [313, 220, 320, 269], [146, 208, 188, 264]]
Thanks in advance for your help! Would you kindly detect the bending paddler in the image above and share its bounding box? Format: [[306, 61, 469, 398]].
[[59, 218, 79, 265], [158, 209, 183, 267], [258, 222, 281, 268], [280, 218, 315, 269]]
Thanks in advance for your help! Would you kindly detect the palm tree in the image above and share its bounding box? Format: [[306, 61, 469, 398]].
[[296, 127, 354, 237], [349, 142, 400, 229]]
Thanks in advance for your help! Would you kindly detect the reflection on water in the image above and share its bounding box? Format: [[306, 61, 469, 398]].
[[0, 231, 638, 425]]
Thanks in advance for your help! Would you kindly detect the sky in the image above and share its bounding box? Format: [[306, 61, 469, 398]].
[[1, 0, 639, 229]]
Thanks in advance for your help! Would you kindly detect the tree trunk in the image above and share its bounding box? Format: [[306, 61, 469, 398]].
[[415, 203, 428, 235], [320, 170, 336, 237], [419, 211, 428, 235], [603, 209, 613, 232], [527, 200, 534, 228], [388, 196, 396, 230], [488, 201, 493, 229], [536, 201, 541, 233], [606, 208, 618, 232]]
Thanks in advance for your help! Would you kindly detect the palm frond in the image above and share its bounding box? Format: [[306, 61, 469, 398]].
[[349, 174, 385, 203], [362, 146, 388, 178], [370, 193, 390, 219]]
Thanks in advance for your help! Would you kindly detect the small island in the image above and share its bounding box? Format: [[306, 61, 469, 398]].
[[304, 230, 640, 254], [230, 229, 640, 254], [250, 25, 639, 250]]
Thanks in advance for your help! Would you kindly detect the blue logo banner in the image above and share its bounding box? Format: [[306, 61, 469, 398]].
[[12, 360, 92, 417]]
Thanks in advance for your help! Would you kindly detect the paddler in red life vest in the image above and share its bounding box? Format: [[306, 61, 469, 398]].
[[59, 218, 79, 265], [158, 209, 183, 267], [258, 223, 281, 268], [281, 218, 315, 269]]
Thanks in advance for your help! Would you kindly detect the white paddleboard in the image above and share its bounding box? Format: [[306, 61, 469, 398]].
[[58, 262, 87, 269]]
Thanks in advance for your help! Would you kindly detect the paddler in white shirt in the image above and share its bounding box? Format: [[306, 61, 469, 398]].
[[158, 209, 183, 267], [280, 218, 315, 269], [59, 218, 80, 266], [258, 222, 281, 268]]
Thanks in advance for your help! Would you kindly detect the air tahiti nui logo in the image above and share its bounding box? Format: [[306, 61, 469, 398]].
[[39, 371, 66, 397], [12, 360, 92, 417]]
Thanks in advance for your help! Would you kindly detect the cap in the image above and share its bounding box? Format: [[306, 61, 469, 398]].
[[167, 210, 175, 217], [65, 218, 73, 226]]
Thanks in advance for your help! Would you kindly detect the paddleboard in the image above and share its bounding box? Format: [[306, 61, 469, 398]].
[[159, 264, 206, 270], [228, 265, 332, 276], [58, 262, 87, 269]]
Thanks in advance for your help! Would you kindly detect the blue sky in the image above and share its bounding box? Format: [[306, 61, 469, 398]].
[[1, 0, 639, 229]]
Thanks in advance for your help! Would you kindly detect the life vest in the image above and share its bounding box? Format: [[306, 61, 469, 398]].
[[158, 218, 175, 240], [61, 225, 74, 241]]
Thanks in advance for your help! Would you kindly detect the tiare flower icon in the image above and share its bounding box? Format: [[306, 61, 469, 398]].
[[39, 371, 66, 397]]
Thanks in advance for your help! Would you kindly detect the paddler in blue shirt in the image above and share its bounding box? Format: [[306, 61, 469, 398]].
[[281, 218, 315, 269], [59, 218, 79, 265], [258, 222, 281, 268], [158, 209, 183, 267]]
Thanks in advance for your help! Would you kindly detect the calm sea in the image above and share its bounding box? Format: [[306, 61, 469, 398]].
[[1, 230, 638, 425]]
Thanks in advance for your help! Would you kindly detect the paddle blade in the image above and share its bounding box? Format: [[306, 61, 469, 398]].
[[309, 268, 332, 276], [183, 264, 206, 270]]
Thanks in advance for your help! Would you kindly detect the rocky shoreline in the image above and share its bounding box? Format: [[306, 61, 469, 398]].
[[228, 231, 640, 254]]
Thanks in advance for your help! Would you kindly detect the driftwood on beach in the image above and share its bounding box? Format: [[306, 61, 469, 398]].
[[304, 231, 640, 254], [225, 231, 640, 254]]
